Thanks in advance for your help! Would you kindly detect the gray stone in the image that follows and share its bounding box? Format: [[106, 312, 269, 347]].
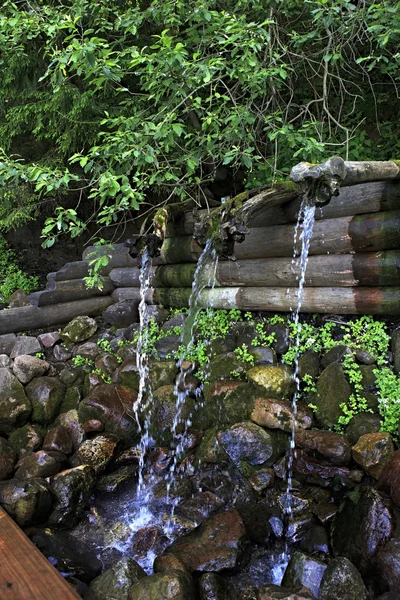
[[321, 345, 352, 368], [250, 346, 277, 365], [25, 376, 66, 423], [8, 424, 42, 457], [219, 422, 288, 470], [377, 538, 400, 593], [161, 313, 185, 331], [155, 334, 182, 359], [0, 354, 11, 367], [282, 551, 327, 599], [57, 410, 85, 449], [10, 336, 41, 358], [0, 437, 16, 480], [49, 465, 96, 527], [8, 289, 31, 308], [0, 368, 31, 435], [104, 301, 139, 327], [86, 558, 146, 600], [13, 354, 50, 384], [53, 344, 73, 361], [319, 557, 368, 600], [72, 342, 101, 360], [60, 315, 98, 343], [265, 323, 290, 355], [314, 363, 351, 429], [0, 478, 52, 526], [345, 412, 381, 445], [147, 305, 170, 323], [298, 350, 320, 380], [0, 333, 16, 355], [38, 331, 61, 348], [355, 349, 376, 365]]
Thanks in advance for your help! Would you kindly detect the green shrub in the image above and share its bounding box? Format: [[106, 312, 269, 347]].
[[0, 235, 39, 302]]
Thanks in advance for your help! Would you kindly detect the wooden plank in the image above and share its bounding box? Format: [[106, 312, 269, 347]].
[[0, 507, 80, 600]]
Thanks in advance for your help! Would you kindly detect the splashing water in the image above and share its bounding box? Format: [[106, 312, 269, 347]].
[[165, 238, 218, 530], [283, 195, 316, 526]]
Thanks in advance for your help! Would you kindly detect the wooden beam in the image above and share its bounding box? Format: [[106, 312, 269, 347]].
[[342, 160, 400, 185], [29, 278, 114, 307], [0, 507, 80, 600]]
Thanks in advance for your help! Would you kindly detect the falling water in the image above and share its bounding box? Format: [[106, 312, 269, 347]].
[[165, 238, 218, 529]]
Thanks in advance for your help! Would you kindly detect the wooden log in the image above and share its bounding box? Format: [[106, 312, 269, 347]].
[[0, 297, 113, 335], [342, 161, 400, 185], [0, 507, 80, 600], [52, 261, 90, 281], [159, 236, 203, 264], [109, 267, 141, 287], [152, 251, 400, 288], [111, 288, 153, 303], [153, 286, 400, 315], [285, 180, 400, 223], [29, 277, 114, 307]]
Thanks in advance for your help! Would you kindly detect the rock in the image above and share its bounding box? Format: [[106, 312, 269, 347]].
[[294, 450, 351, 487], [321, 345, 352, 368], [298, 351, 320, 380], [57, 409, 85, 449], [249, 468, 275, 493], [112, 358, 139, 390], [30, 528, 102, 583], [219, 422, 288, 471], [155, 335, 182, 359], [14, 450, 66, 479], [43, 425, 73, 455], [8, 289, 31, 307], [294, 430, 351, 465], [245, 585, 316, 599], [313, 503, 337, 525], [201, 382, 257, 428], [167, 509, 246, 572], [207, 352, 247, 384], [127, 570, 194, 600], [8, 424, 42, 457], [96, 465, 137, 493], [299, 526, 329, 555], [70, 434, 118, 473], [314, 363, 351, 429], [53, 344, 73, 361], [352, 432, 394, 478], [0, 333, 16, 355], [379, 450, 400, 505], [38, 331, 61, 348], [250, 346, 277, 365], [0, 368, 31, 435], [149, 360, 178, 389], [0, 478, 52, 526], [282, 551, 326, 599], [60, 315, 98, 344], [198, 573, 227, 600], [251, 398, 312, 432], [94, 353, 119, 377], [60, 366, 86, 387], [0, 437, 16, 480], [207, 336, 236, 356], [25, 376, 66, 423], [392, 327, 400, 374], [345, 412, 381, 445], [132, 526, 168, 557], [73, 342, 102, 360], [49, 465, 96, 527], [104, 300, 139, 327], [378, 538, 400, 593], [152, 385, 194, 441], [78, 384, 137, 440], [178, 491, 225, 524], [355, 349, 376, 365], [319, 557, 368, 600], [265, 323, 290, 355], [247, 365, 294, 399], [197, 428, 228, 464], [153, 554, 188, 574], [86, 557, 146, 600], [331, 485, 395, 573], [161, 313, 186, 332], [10, 336, 41, 358], [0, 354, 11, 367], [376, 594, 400, 600], [13, 354, 50, 384], [84, 419, 104, 433], [147, 305, 170, 323]]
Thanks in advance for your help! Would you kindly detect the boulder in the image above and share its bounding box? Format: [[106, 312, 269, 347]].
[[94, 353, 119, 377], [247, 584, 316, 599], [331, 485, 395, 573], [319, 557, 369, 600], [78, 384, 137, 440], [378, 538, 400, 593], [0, 354, 11, 367], [10, 336, 41, 358], [352, 432, 394, 478], [8, 289, 31, 307], [298, 351, 320, 380], [167, 509, 246, 572], [0, 333, 16, 355], [154, 335, 182, 359], [294, 430, 352, 465], [49, 465, 97, 527], [13, 354, 50, 384], [265, 323, 290, 355], [282, 551, 326, 599], [178, 491, 225, 524], [70, 434, 118, 474], [96, 465, 137, 493], [57, 409, 85, 449], [251, 398, 312, 432], [299, 526, 329, 556], [293, 450, 351, 487], [86, 558, 146, 600], [321, 345, 352, 368], [53, 344, 73, 361], [0, 478, 52, 526], [379, 450, 400, 506], [249, 346, 277, 366], [104, 301, 139, 327], [149, 359, 178, 389], [38, 331, 61, 348], [7, 424, 42, 457], [0, 437, 16, 480], [14, 450, 66, 479], [247, 365, 294, 399], [73, 342, 102, 360], [127, 570, 194, 600], [249, 468, 275, 493], [200, 382, 257, 428], [112, 358, 139, 391], [25, 376, 66, 423], [198, 573, 227, 600], [345, 411, 381, 445], [60, 315, 98, 344], [314, 363, 351, 429], [43, 425, 73, 455], [0, 368, 31, 435]]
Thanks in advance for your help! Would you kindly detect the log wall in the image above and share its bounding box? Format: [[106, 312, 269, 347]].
[[0, 160, 399, 335]]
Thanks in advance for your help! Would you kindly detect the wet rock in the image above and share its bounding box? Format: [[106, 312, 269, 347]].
[[198, 573, 227, 600], [104, 300, 139, 327], [313, 503, 337, 525], [265, 323, 290, 355], [53, 343, 73, 361], [57, 409, 85, 450], [152, 385, 194, 440], [379, 450, 400, 506], [249, 468, 275, 493], [167, 509, 246, 572], [43, 425, 73, 455], [282, 551, 326, 599], [60, 315, 98, 344], [127, 570, 195, 600], [298, 351, 320, 380], [392, 327, 400, 374], [251, 398, 312, 432], [153, 554, 188, 574], [38, 331, 60, 348], [355, 348, 376, 365], [0, 354, 11, 367], [250, 346, 277, 366], [78, 384, 137, 440], [208, 352, 247, 383], [25, 376, 65, 424], [13, 354, 50, 384], [208, 336, 236, 356], [0, 478, 52, 526], [352, 432, 394, 478], [0, 437, 16, 480], [96, 465, 137, 493], [299, 526, 329, 555], [294, 430, 351, 465], [73, 342, 101, 360], [8, 423, 42, 457], [94, 353, 119, 377], [155, 334, 182, 358], [197, 428, 228, 464], [376, 594, 400, 600], [161, 313, 186, 332], [30, 528, 102, 582], [14, 450, 66, 479], [70, 434, 118, 473], [345, 411, 381, 445], [243, 585, 316, 600], [219, 422, 288, 471], [321, 345, 352, 368], [377, 538, 400, 593], [60, 366, 86, 387], [319, 557, 368, 600], [247, 365, 294, 399], [147, 305, 170, 324], [132, 526, 168, 558], [0, 332, 17, 355], [84, 419, 104, 434], [86, 557, 146, 600], [331, 485, 395, 573], [314, 363, 351, 429], [0, 368, 31, 435], [10, 336, 41, 358], [178, 491, 225, 524], [195, 468, 235, 505], [293, 450, 351, 487], [112, 358, 139, 390], [49, 465, 96, 527], [201, 381, 258, 428], [149, 359, 178, 388]]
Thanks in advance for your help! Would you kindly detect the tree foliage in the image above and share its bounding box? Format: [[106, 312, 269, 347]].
[[0, 0, 399, 246]]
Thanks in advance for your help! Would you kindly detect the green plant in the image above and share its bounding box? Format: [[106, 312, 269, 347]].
[[0, 235, 39, 302], [375, 367, 400, 437], [97, 338, 113, 353], [234, 344, 255, 366], [35, 352, 45, 359], [72, 354, 94, 368], [251, 322, 276, 347]]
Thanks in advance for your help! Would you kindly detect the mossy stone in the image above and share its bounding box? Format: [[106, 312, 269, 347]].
[[86, 557, 146, 600], [25, 376, 66, 424], [0, 368, 32, 435], [315, 363, 351, 429], [246, 365, 294, 399], [8, 424, 43, 456], [60, 316, 98, 343]]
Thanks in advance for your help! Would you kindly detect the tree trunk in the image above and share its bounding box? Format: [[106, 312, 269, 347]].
[[342, 161, 400, 185], [29, 277, 114, 307]]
